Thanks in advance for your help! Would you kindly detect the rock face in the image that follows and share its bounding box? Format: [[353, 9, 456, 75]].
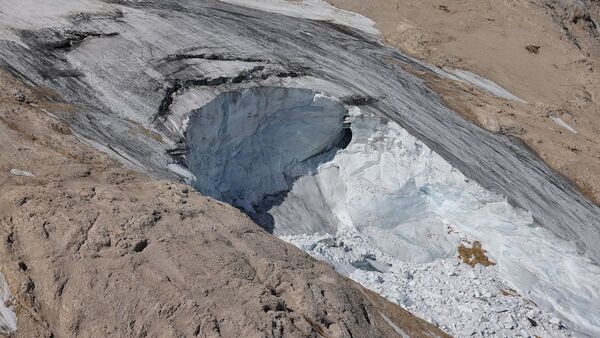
[[0, 71, 448, 337], [545, 0, 600, 57]]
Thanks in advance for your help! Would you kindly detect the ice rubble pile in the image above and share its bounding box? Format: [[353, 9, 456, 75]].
[[286, 233, 573, 338], [277, 104, 600, 336]]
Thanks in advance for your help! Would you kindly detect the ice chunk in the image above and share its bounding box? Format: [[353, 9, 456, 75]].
[[10, 169, 34, 177], [550, 117, 578, 134]]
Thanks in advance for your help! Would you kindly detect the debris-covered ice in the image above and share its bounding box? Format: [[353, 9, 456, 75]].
[[284, 233, 576, 338]]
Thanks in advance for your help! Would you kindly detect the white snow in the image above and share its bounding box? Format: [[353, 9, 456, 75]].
[[10, 169, 34, 177], [443, 68, 526, 103], [219, 0, 378, 35], [550, 117, 578, 134]]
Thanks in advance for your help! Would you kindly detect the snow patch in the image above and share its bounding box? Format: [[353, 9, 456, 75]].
[[219, 0, 378, 35], [10, 169, 34, 177], [550, 117, 578, 134], [443, 68, 526, 103]]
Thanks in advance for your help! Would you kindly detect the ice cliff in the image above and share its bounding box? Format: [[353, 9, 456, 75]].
[[186, 87, 349, 215]]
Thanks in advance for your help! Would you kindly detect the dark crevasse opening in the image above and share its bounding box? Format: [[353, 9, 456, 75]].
[[185, 87, 350, 231]]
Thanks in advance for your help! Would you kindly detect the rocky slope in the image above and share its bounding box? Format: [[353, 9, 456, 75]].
[[0, 70, 448, 337]]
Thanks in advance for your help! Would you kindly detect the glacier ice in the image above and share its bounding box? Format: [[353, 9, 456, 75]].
[[220, 0, 378, 35], [3, 0, 599, 269], [187, 89, 600, 337], [1, 0, 599, 335], [186, 87, 350, 217]]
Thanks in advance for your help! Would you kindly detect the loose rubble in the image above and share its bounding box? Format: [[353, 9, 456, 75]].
[[284, 233, 580, 338]]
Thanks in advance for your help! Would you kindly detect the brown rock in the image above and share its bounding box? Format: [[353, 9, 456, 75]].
[[525, 45, 541, 54]]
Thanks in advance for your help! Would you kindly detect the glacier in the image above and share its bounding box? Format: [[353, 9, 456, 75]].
[[187, 89, 600, 336], [0, 0, 599, 336], [0, 0, 598, 270]]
